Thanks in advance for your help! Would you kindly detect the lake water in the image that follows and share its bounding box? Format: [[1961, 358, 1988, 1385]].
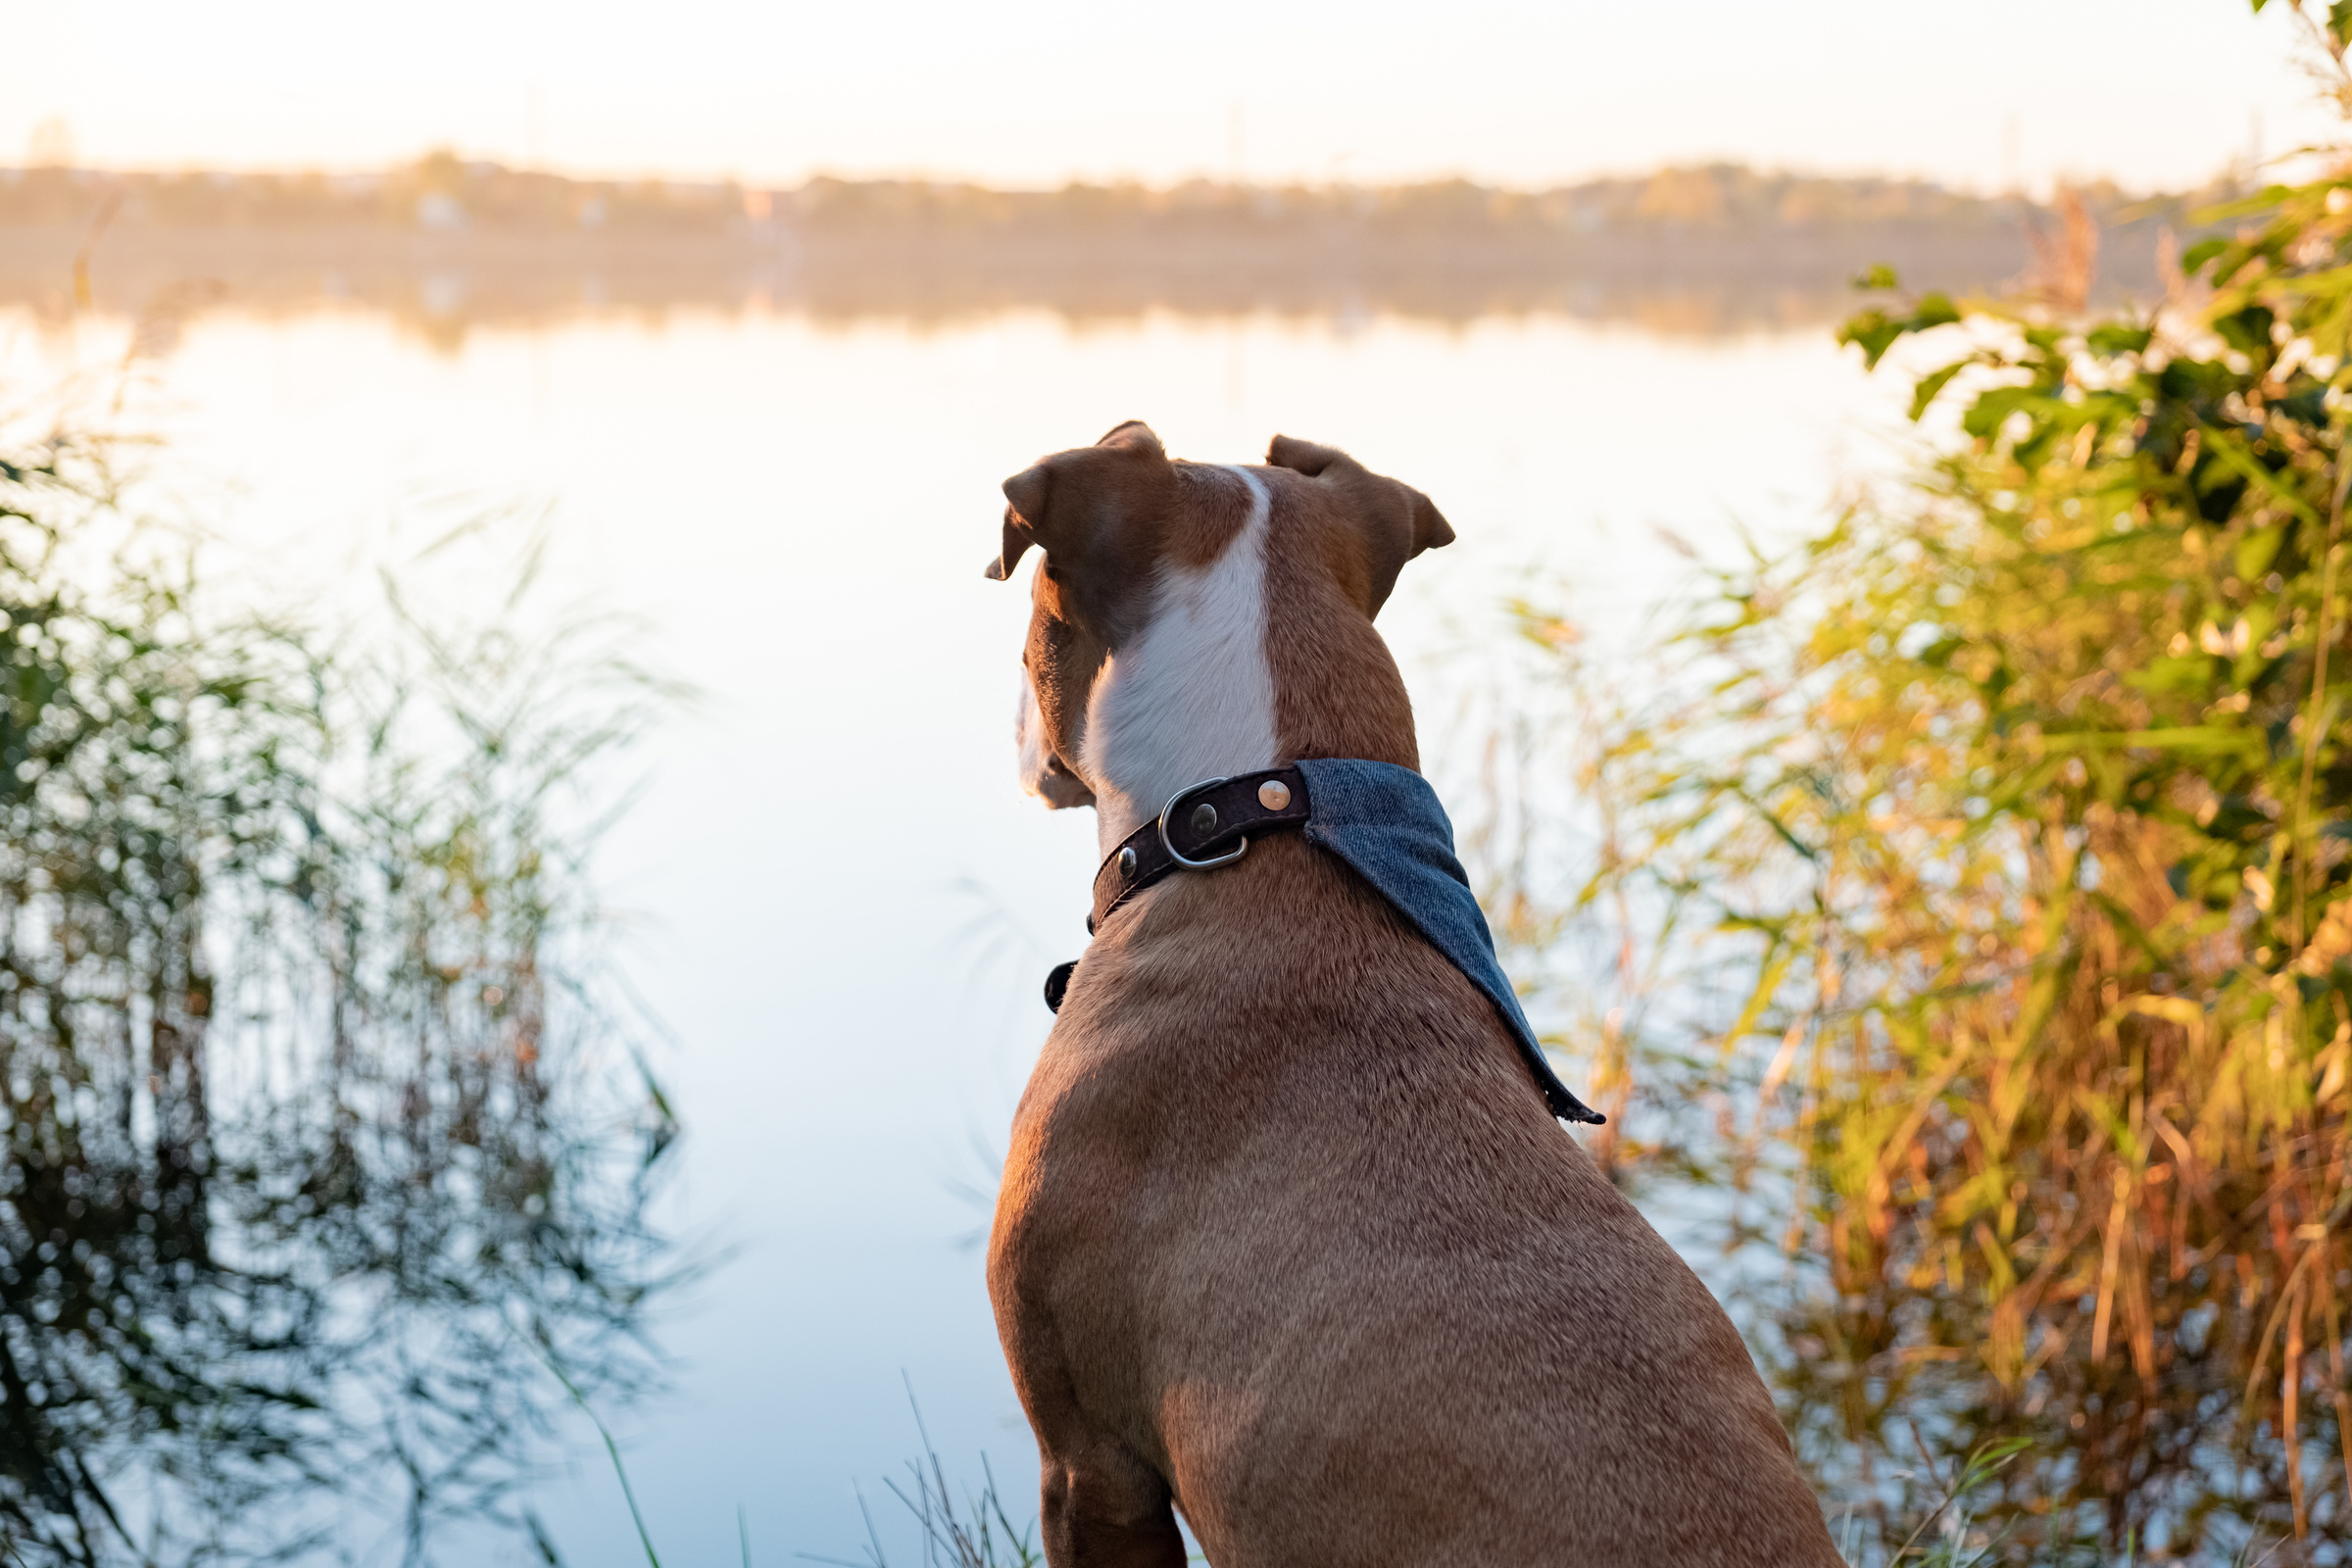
[[1, 298, 1902, 1566]]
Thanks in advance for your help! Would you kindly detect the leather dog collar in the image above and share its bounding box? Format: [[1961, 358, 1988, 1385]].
[[1089, 765, 1311, 933], [1046, 758, 1605, 1127]]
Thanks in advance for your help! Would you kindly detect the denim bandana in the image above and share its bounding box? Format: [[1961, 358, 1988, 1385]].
[[1296, 759, 1604, 1126]]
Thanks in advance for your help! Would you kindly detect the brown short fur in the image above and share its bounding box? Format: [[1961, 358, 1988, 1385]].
[[986, 425, 1841, 1567]]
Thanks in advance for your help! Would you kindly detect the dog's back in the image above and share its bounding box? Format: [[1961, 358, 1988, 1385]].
[[993, 834, 1835, 1566], [985, 425, 1841, 1566]]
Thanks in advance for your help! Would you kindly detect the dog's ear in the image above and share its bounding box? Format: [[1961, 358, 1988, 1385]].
[[1094, 419, 1164, 457], [986, 500, 1040, 581], [1266, 434, 1453, 615], [987, 456, 1057, 580], [985, 422, 1167, 580]]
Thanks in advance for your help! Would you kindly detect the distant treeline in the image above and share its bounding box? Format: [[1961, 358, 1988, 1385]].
[[0, 148, 2216, 238], [0, 151, 2210, 336]]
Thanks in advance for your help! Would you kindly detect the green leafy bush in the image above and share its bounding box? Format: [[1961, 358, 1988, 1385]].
[[1512, 7, 2352, 1560]]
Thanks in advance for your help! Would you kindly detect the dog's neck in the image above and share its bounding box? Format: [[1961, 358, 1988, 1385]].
[[1047, 460, 1426, 860], [1079, 466, 1280, 856]]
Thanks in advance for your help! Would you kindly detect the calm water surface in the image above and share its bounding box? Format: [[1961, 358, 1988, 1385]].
[[3, 302, 1896, 1565]]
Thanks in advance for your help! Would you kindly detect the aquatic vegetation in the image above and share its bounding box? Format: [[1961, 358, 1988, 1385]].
[[0, 409, 681, 1565]]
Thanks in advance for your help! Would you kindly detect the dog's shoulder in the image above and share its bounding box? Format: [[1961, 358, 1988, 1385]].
[[1024, 835, 1550, 1155]]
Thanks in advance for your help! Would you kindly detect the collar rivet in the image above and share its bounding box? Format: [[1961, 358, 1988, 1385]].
[[1118, 846, 1138, 877], [1257, 779, 1292, 810]]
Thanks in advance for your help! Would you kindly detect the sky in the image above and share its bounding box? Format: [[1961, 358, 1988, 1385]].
[[1, 0, 2342, 192]]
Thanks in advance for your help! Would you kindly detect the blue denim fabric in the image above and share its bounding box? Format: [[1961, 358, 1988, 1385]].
[[1296, 758, 1602, 1125]]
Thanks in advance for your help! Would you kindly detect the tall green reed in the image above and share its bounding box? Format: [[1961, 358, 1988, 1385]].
[[0, 396, 685, 1566]]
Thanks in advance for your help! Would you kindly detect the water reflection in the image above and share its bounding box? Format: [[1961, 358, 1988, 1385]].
[[0, 224, 2162, 351], [0, 420, 679, 1565], [0, 162, 2186, 349]]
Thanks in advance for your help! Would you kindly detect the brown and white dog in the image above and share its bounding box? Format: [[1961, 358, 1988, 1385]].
[[984, 421, 1840, 1568]]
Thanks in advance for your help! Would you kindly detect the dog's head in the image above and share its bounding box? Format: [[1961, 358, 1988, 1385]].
[[988, 420, 1453, 849]]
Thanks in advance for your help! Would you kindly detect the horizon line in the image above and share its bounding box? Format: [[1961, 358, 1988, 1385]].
[[0, 153, 2255, 205]]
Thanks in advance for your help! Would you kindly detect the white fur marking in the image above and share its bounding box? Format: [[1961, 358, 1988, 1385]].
[[1080, 466, 1278, 853], [1015, 666, 1056, 800]]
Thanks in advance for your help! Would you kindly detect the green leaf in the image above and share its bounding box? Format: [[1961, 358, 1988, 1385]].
[[2331, 0, 2352, 48], [1718, 942, 1793, 1060], [2040, 725, 2266, 759], [1852, 264, 1899, 291], [1965, 1437, 2034, 1476], [2126, 655, 2221, 697], [2159, 357, 2230, 402], [2086, 323, 2154, 357], [2180, 236, 2230, 276], [1962, 386, 2036, 443], [2201, 423, 2323, 526], [2235, 523, 2285, 581], [1908, 361, 1967, 422], [2215, 305, 2278, 356], [1838, 309, 1904, 370], [1912, 293, 1962, 330]]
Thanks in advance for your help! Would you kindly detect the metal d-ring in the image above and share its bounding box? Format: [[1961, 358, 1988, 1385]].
[[1157, 776, 1250, 871]]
